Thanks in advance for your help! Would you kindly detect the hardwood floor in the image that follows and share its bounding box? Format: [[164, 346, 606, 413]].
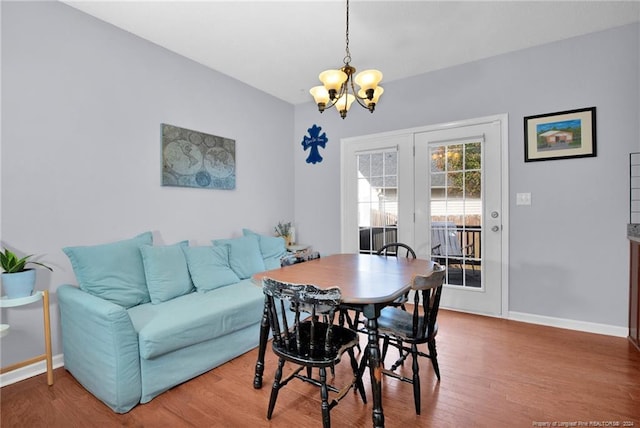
[[2, 310, 639, 427]]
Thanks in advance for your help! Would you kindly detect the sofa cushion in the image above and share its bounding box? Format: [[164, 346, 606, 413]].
[[127, 279, 264, 359], [140, 241, 193, 304], [212, 235, 265, 279], [242, 228, 286, 270], [182, 245, 240, 292], [63, 232, 153, 308]]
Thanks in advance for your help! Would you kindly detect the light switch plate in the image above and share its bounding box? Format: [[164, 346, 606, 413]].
[[516, 192, 531, 206]]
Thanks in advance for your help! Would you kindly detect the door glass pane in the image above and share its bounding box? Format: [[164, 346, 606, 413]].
[[358, 150, 398, 254], [430, 142, 482, 288]]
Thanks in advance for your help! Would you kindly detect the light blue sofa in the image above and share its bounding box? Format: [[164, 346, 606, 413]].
[[58, 230, 285, 413]]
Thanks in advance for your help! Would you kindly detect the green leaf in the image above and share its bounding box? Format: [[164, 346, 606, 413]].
[[28, 261, 53, 272], [1, 248, 53, 273]]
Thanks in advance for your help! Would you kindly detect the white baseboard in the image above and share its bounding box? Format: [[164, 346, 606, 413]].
[[508, 311, 629, 337], [0, 354, 65, 387]]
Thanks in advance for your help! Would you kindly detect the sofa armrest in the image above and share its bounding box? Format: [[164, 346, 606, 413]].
[[57, 284, 141, 413]]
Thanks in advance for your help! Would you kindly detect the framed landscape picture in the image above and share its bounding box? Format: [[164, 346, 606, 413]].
[[524, 107, 596, 162]]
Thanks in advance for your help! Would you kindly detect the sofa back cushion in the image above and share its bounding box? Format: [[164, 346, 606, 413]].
[[63, 232, 153, 308], [140, 241, 193, 304], [183, 245, 240, 292], [242, 228, 286, 270], [212, 234, 265, 279]]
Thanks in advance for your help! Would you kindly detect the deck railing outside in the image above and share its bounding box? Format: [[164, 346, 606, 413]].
[[358, 224, 481, 259]]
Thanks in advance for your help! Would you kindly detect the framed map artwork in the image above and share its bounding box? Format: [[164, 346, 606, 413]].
[[161, 124, 236, 189]]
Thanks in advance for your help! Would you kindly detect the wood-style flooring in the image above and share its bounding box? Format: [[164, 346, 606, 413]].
[[1, 310, 639, 427]]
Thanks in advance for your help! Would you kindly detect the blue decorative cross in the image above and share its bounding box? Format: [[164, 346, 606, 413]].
[[301, 124, 328, 164]]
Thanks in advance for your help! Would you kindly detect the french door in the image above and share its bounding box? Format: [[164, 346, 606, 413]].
[[341, 115, 508, 316], [341, 134, 414, 254], [414, 120, 505, 315]]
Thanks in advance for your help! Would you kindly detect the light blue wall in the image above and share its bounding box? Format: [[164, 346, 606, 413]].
[[294, 23, 640, 328], [1, 1, 294, 366], [1, 0, 638, 373]]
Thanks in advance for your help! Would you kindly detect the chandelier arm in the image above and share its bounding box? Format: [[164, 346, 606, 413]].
[[352, 95, 371, 109], [322, 96, 340, 110], [318, 81, 349, 111], [348, 76, 372, 102]]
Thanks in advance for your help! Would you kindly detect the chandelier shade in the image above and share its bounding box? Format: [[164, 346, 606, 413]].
[[309, 86, 330, 106], [319, 70, 348, 92], [354, 69, 383, 92], [334, 94, 356, 115], [309, 0, 383, 119], [358, 86, 383, 105]]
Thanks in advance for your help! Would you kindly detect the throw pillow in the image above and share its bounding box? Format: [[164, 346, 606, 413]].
[[242, 228, 286, 269], [183, 245, 241, 292], [63, 232, 153, 308], [212, 234, 265, 279], [140, 241, 193, 304]]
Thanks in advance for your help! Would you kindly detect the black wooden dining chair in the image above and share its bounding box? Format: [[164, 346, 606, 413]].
[[262, 277, 367, 428], [377, 242, 417, 310], [377, 242, 417, 259], [375, 263, 446, 415]]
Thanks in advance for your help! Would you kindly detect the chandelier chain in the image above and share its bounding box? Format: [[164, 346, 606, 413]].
[[344, 0, 351, 65]]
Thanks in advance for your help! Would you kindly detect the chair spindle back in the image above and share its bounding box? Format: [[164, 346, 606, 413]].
[[411, 264, 446, 339], [263, 277, 342, 359]]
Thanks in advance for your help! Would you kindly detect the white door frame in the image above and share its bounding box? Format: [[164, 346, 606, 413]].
[[340, 114, 509, 317]]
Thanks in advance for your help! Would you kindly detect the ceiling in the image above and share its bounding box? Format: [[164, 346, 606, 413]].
[[62, 1, 640, 105]]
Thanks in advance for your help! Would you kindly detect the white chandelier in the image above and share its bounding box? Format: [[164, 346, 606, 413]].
[[309, 0, 384, 119]]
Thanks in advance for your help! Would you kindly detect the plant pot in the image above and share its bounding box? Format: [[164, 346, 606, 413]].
[[1, 269, 36, 298]]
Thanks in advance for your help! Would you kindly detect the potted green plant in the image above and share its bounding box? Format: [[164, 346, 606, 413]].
[[1, 248, 53, 299], [274, 221, 294, 247]]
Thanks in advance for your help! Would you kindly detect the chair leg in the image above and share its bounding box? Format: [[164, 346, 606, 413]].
[[353, 309, 363, 352], [347, 348, 367, 403], [381, 336, 390, 361], [341, 309, 354, 329], [357, 346, 370, 380], [386, 337, 411, 372], [342, 309, 361, 353], [267, 358, 285, 419], [411, 344, 421, 415], [311, 364, 334, 378], [353, 309, 364, 332], [319, 367, 331, 428], [397, 339, 404, 362], [428, 339, 441, 381]]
